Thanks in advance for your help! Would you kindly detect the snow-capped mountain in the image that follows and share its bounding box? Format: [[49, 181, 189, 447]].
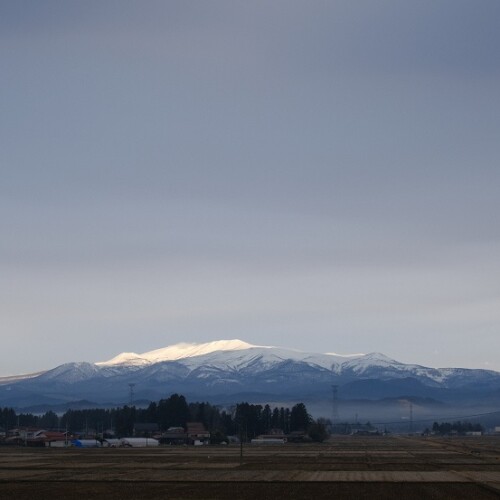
[[94, 339, 499, 387], [95, 339, 264, 367], [96, 339, 363, 371], [1, 339, 500, 413]]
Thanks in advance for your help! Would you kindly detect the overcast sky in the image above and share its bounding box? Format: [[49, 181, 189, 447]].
[[1, 0, 499, 376]]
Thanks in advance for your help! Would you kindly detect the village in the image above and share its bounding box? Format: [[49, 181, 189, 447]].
[[0, 421, 325, 448]]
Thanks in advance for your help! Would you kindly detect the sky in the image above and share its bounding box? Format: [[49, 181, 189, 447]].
[[1, 0, 500, 376]]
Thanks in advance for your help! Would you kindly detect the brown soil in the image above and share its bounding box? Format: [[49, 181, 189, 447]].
[[1, 435, 500, 499]]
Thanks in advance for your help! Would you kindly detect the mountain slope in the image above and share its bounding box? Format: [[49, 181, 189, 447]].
[[1, 339, 500, 412]]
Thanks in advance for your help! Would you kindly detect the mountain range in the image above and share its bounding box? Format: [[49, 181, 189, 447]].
[[1, 340, 500, 425]]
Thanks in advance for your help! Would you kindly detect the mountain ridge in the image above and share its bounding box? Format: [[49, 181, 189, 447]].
[[1, 339, 500, 417]]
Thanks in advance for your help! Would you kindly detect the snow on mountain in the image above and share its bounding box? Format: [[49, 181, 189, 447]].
[[95, 339, 428, 378], [339, 352, 450, 383], [90, 339, 500, 387], [141, 339, 258, 363], [37, 362, 101, 383], [96, 339, 259, 366], [96, 352, 150, 367], [96, 339, 367, 373], [95, 340, 500, 387]]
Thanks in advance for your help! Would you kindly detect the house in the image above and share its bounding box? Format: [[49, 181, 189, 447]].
[[6, 427, 46, 445], [7, 429, 71, 447], [37, 431, 69, 447], [10, 427, 42, 441], [186, 422, 210, 445], [159, 427, 188, 445], [134, 423, 159, 437], [286, 430, 310, 443]]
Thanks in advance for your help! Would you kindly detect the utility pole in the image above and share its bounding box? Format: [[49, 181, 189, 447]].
[[239, 419, 245, 466], [409, 402, 413, 434], [239, 432, 243, 466]]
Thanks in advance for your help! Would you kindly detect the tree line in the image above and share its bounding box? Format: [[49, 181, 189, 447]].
[[0, 394, 328, 442], [430, 421, 484, 435]]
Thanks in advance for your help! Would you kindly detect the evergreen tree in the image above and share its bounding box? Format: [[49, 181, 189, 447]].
[[157, 393, 189, 430], [39, 411, 59, 429], [271, 407, 280, 429], [261, 404, 272, 433], [290, 403, 310, 432], [1, 407, 16, 431]]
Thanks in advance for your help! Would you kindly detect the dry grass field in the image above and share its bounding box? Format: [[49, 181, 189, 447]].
[[1, 435, 500, 499]]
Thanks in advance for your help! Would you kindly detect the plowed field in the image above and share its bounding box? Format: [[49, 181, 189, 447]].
[[1, 435, 500, 499]]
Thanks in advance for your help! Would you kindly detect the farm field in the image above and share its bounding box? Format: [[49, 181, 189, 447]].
[[1, 436, 500, 499]]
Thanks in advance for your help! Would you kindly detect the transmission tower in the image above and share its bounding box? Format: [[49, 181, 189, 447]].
[[332, 385, 339, 429], [128, 383, 136, 406]]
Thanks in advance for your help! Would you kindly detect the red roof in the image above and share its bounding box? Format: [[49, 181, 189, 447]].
[[37, 431, 68, 441]]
